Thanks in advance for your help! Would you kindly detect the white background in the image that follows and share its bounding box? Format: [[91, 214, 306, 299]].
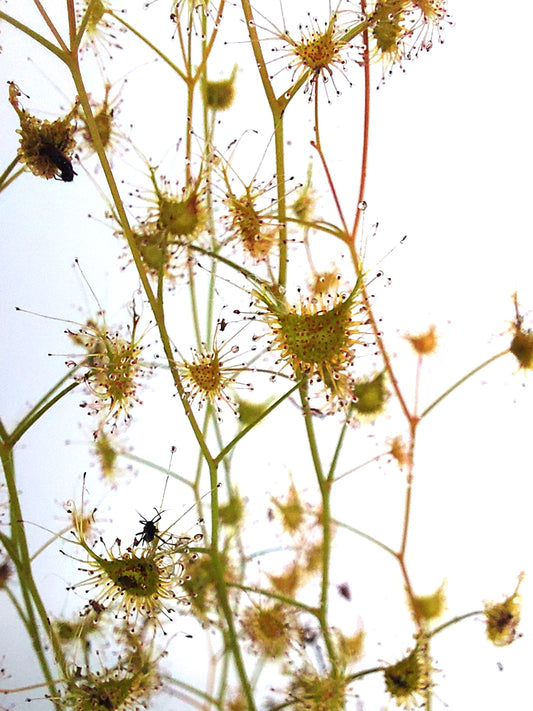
[[1, 1, 532, 709]]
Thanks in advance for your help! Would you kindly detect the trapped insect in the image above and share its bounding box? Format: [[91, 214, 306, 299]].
[[134, 508, 165, 546], [39, 142, 76, 182]]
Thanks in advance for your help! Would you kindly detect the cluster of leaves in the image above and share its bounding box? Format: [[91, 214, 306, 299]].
[[0, 1, 530, 710]]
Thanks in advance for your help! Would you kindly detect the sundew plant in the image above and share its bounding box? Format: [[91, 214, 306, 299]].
[[0, 1, 532, 710]]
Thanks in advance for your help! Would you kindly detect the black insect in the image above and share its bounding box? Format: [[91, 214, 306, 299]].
[[134, 508, 163, 546], [39, 142, 77, 182], [336, 582, 352, 601]]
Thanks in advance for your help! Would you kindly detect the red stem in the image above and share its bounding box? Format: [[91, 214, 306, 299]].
[[351, 1, 371, 245]]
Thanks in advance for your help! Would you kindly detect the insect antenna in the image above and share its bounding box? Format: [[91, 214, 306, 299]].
[[73, 258, 106, 317], [133, 446, 175, 547], [159, 445, 175, 511]]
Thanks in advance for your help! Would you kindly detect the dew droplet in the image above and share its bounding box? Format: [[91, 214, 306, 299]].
[[358, 200, 367, 211]]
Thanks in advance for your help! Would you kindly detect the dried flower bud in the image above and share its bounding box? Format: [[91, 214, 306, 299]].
[[292, 165, 316, 222], [289, 668, 348, 711], [63, 634, 161, 711], [94, 429, 117, 474], [337, 627, 365, 664], [406, 325, 438, 355], [384, 640, 431, 708], [510, 330, 533, 370], [241, 603, 291, 658], [411, 581, 446, 622], [351, 370, 388, 418], [268, 563, 301, 597], [219, 490, 245, 527], [510, 294, 533, 370], [8, 82, 78, 182], [271, 480, 305, 534], [484, 574, 524, 647], [205, 67, 237, 111], [389, 435, 409, 468], [236, 396, 275, 427]]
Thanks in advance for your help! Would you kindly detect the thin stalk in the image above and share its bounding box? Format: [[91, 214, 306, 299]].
[[0, 10, 65, 59], [239, 0, 287, 287], [3, 358, 81, 441], [326, 418, 349, 483], [187, 259, 203, 349], [184, 68, 195, 187], [311, 89, 349, 236], [273, 111, 288, 287], [66, 0, 76, 49], [4, 580, 30, 629], [74, 0, 96, 48], [351, 240, 412, 422], [413, 354, 423, 416], [199, 10, 219, 348], [333, 518, 396, 558], [298, 381, 338, 667], [228, 582, 317, 616], [32, 0, 69, 52], [120, 451, 194, 488], [0, 156, 22, 190], [346, 665, 386, 683], [429, 610, 482, 637], [160, 675, 220, 709], [214, 381, 300, 464], [208, 500, 258, 710], [190, 0, 227, 84], [8, 381, 79, 446], [0, 447, 65, 703], [420, 349, 509, 420], [239, 0, 277, 109], [350, 7, 371, 245], [111, 12, 187, 81], [0, 166, 25, 193], [0, 679, 61, 695], [67, 55, 213, 466], [396, 421, 423, 631]]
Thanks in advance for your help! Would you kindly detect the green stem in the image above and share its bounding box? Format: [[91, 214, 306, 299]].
[[326, 418, 349, 483], [345, 665, 386, 684], [0, 155, 22, 192], [162, 674, 221, 709], [273, 112, 288, 287], [209, 502, 257, 711], [111, 12, 187, 81], [228, 582, 316, 616], [298, 381, 338, 667], [0, 10, 66, 60], [119, 451, 194, 488], [333, 518, 396, 558], [187, 259, 203, 349], [429, 610, 482, 638], [214, 382, 300, 464], [8, 381, 79, 446], [31, 0, 69, 51], [239, 0, 287, 287], [0, 447, 65, 705], [420, 350, 509, 420], [68, 54, 213, 467]]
